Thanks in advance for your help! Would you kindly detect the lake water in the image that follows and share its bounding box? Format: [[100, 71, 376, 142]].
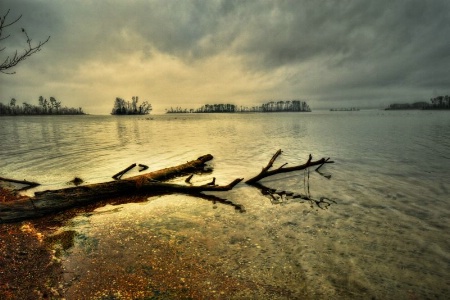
[[1, 111, 449, 299]]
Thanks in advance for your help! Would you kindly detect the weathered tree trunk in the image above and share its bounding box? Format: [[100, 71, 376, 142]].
[[0, 151, 333, 223], [0, 154, 243, 223]]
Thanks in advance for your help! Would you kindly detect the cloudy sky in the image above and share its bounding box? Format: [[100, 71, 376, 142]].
[[1, 0, 449, 114]]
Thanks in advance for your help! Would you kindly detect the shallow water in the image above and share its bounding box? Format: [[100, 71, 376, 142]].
[[1, 111, 449, 298]]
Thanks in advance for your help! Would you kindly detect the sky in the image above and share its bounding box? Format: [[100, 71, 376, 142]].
[[1, 0, 449, 114]]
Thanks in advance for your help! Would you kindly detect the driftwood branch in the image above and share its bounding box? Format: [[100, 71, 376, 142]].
[[185, 174, 194, 184], [0, 176, 40, 191], [0, 155, 224, 223], [315, 158, 332, 179], [245, 149, 334, 184], [140, 178, 243, 193], [138, 164, 149, 172], [246, 150, 335, 208], [0, 151, 334, 223], [0, 177, 242, 223], [112, 163, 136, 180]]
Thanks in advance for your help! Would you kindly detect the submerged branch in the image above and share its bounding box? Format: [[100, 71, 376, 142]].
[[0, 176, 40, 191]]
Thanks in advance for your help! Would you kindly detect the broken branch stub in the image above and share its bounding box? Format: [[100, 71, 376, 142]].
[[112, 163, 137, 180], [0, 176, 40, 191]]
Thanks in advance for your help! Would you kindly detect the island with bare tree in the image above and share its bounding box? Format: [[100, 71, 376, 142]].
[[111, 96, 152, 115]]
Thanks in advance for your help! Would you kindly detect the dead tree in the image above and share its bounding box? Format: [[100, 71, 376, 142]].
[[245, 149, 333, 184], [0, 155, 243, 223], [0, 151, 333, 223]]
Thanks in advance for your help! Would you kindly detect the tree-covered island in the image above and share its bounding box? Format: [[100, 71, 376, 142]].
[[0, 96, 85, 115], [166, 100, 311, 113], [111, 96, 152, 115], [386, 95, 450, 110]]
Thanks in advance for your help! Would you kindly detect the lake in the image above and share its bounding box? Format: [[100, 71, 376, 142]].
[[1, 110, 449, 299]]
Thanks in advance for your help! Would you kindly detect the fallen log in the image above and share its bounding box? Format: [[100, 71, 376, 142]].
[[0, 178, 243, 223], [0, 154, 231, 223], [0, 151, 334, 223]]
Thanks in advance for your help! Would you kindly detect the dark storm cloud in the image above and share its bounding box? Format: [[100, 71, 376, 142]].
[[220, 0, 450, 93], [1, 0, 450, 110], [122, 0, 450, 94], [4, 0, 450, 74], [104, 1, 449, 67]]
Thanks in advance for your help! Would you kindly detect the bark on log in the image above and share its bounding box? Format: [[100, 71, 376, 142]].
[[0, 154, 231, 223]]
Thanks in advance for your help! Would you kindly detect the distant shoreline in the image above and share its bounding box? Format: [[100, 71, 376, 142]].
[[385, 95, 449, 110], [166, 110, 312, 114], [0, 113, 87, 116], [330, 108, 360, 111], [0, 97, 85, 116], [385, 107, 450, 111]]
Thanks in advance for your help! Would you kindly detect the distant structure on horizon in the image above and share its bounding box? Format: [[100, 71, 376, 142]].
[[111, 96, 152, 115], [166, 100, 311, 114], [330, 107, 360, 111], [386, 95, 450, 110]]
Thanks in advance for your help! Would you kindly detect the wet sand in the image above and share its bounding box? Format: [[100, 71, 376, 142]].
[[60, 196, 307, 299], [1, 165, 449, 299]]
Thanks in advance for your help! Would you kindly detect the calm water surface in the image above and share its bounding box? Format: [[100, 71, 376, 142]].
[[1, 111, 449, 299]]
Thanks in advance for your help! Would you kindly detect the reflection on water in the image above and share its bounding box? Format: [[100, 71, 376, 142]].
[[1, 111, 450, 298]]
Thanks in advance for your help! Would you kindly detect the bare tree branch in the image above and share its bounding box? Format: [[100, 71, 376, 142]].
[[0, 9, 50, 74], [0, 9, 22, 41], [245, 149, 334, 184]]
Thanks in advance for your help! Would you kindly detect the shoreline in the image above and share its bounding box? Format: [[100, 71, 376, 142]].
[[0, 194, 66, 299], [0, 191, 301, 299]]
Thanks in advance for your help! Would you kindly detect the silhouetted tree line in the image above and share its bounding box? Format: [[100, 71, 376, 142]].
[[166, 107, 196, 113], [386, 95, 450, 110], [427, 95, 450, 109], [196, 103, 237, 113], [0, 96, 84, 115], [166, 100, 311, 113], [257, 100, 310, 112], [111, 96, 152, 115]]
